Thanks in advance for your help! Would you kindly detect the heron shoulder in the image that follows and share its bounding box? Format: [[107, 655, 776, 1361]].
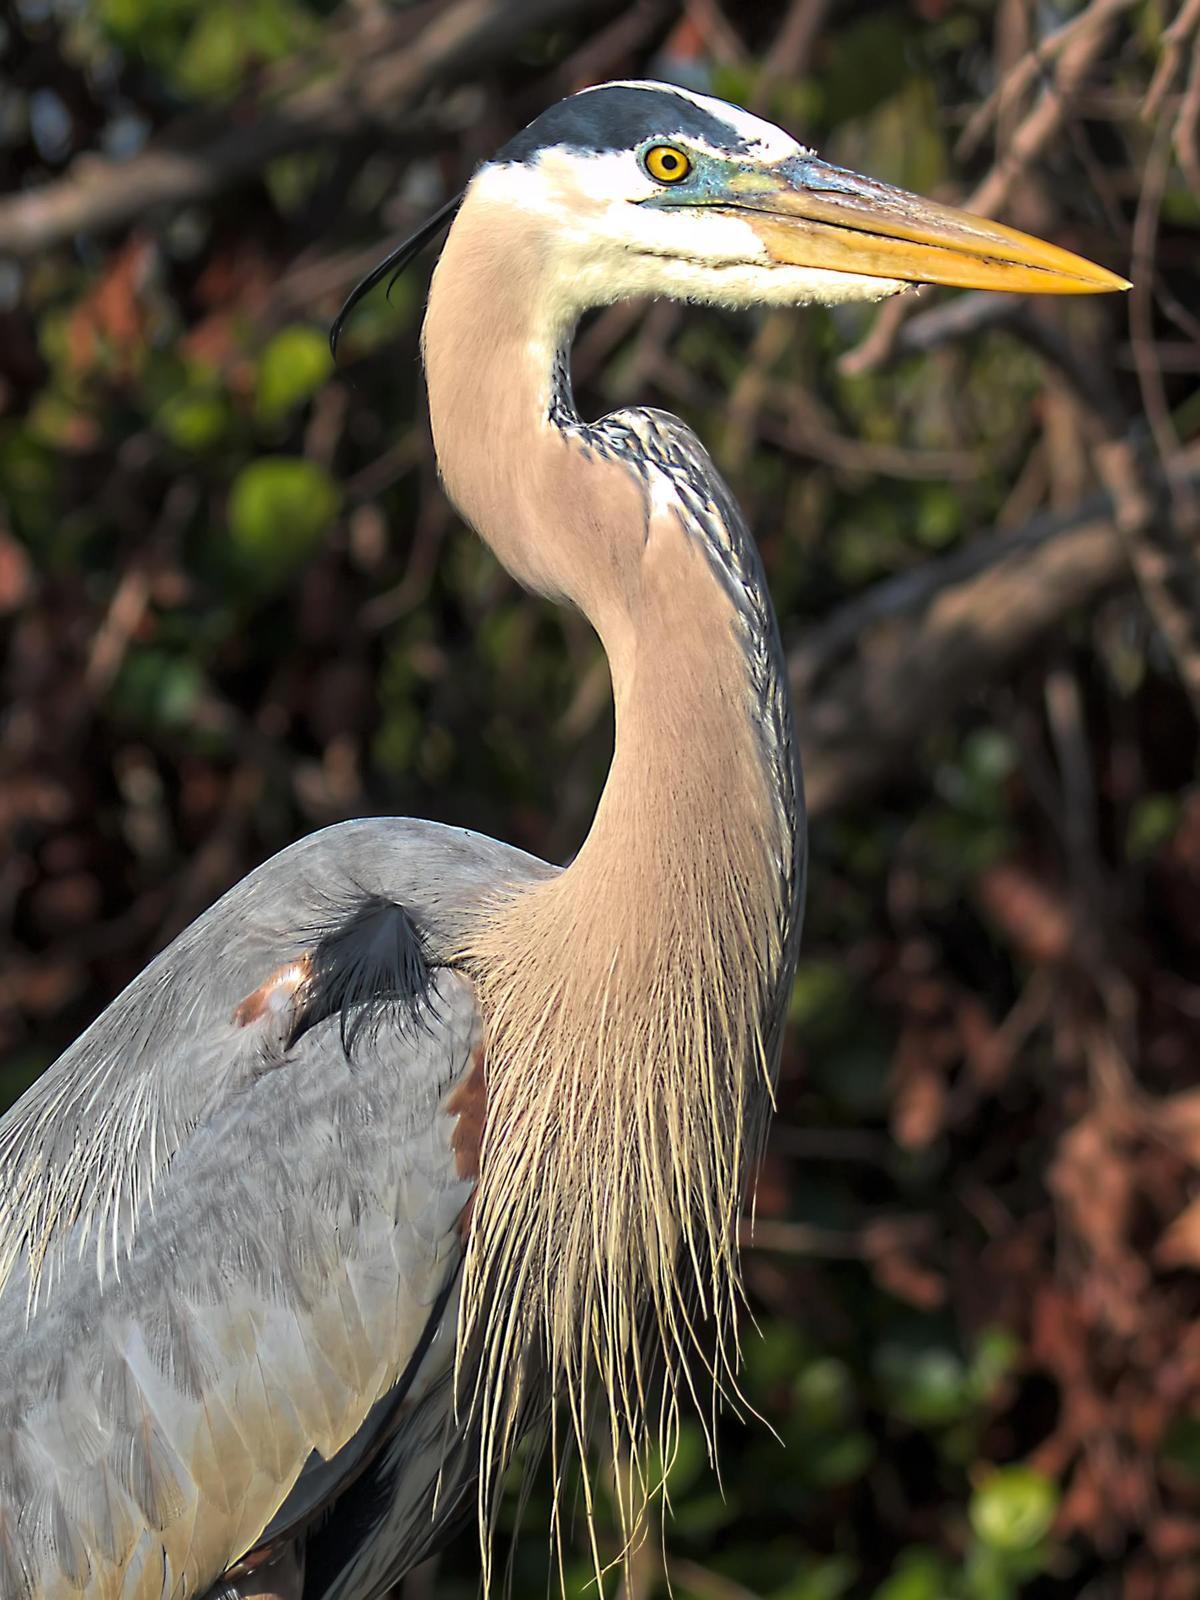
[[0, 816, 554, 1599], [0, 816, 554, 1311]]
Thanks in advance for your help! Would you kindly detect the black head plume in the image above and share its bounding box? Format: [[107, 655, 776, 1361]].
[[329, 190, 465, 358]]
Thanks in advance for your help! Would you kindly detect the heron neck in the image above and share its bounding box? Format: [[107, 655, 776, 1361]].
[[423, 201, 801, 953], [426, 196, 802, 1566]]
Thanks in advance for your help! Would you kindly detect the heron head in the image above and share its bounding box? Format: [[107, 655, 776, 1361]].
[[332, 81, 1126, 353], [480, 80, 1128, 313]]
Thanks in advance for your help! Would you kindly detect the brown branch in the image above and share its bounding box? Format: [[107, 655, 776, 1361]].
[[667, 1559, 764, 1600], [968, 0, 1130, 218], [758, 395, 979, 482], [1121, 107, 1200, 714], [741, 1215, 934, 1259], [946, 275, 1200, 718], [1143, 0, 1200, 122], [958, 0, 1139, 161], [795, 445, 1200, 819], [543, 0, 672, 97], [683, 0, 748, 65], [0, 0, 607, 262], [935, 255, 1200, 723], [841, 0, 1130, 378], [1177, 34, 1200, 200], [751, 0, 831, 111], [891, 289, 1023, 355]]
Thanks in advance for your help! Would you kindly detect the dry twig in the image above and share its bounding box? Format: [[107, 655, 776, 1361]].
[[959, 0, 1140, 160], [842, 0, 1130, 377], [1143, 0, 1200, 122], [794, 445, 1200, 817]]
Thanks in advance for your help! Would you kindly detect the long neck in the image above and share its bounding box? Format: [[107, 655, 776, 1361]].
[[423, 198, 802, 923], [424, 193, 804, 1579]]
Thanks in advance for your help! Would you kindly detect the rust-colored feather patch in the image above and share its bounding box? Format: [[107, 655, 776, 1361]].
[[447, 1050, 486, 1183], [446, 1048, 487, 1237], [232, 959, 312, 1028]]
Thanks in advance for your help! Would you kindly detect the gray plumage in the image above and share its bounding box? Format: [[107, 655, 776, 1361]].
[[0, 821, 550, 1599]]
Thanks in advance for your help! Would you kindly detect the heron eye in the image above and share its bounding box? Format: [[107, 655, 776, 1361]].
[[643, 145, 692, 184]]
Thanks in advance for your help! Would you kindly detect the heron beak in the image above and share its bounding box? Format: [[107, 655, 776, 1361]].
[[717, 157, 1130, 295]]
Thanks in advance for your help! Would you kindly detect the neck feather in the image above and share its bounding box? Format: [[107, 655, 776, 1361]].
[[423, 187, 803, 1587]]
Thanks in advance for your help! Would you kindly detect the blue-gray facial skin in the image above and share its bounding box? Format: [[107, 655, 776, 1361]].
[[635, 145, 905, 218], [635, 144, 749, 209]]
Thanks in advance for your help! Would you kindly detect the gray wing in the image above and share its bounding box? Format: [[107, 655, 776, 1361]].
[[0, 818, 552, 1600]]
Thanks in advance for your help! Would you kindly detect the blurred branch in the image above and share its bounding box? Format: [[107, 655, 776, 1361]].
[[742, 1215, 934, 1258], [751, 0, 831, 111], [957, 0, 1139, 161], [795, 443, 1200, 818], [828, 211, 1200, 726], [0, 0, 607, 262], [1142, 0, 1200, 123], [667, 1560, 763, 1600], [968, 0, 1131, 218], [543, 0, 672, 97], [683, 0, 748, 66], [842, 0, 1131, 378], [760, 406, 978, 482], [887, 289, 1021, 355], [1177, 34, 1200, 200], [1129, 114, 1187, 476]]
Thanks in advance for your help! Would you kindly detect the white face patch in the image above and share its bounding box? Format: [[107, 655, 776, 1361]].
[[471, 156, 767, 307], [468, 155, 906, 323]]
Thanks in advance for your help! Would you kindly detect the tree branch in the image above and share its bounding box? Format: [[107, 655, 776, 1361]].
[[840, 0, 1130, 377], [0, 0, 605, 262], [796, 444, 1200, 818]]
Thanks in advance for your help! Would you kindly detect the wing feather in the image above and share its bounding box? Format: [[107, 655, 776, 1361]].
[[0, 817, 554, 1599]]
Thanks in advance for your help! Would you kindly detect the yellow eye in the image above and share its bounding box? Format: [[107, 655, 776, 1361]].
[[644, 145, 691, 184]]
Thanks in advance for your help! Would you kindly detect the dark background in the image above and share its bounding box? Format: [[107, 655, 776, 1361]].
[[2, 1, 1200, 1596]]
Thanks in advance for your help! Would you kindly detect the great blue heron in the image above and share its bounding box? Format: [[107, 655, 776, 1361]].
[[0, 81, 1125, 1600]]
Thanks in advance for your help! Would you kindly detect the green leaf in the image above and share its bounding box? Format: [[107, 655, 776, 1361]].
[[98, 0, 196, 48], [745, 1321, 812, 1389], [671, 1488, 740, 1537], [0, 1050, 53, 1108], [156, 391, 230, 452], [771, 1555, 858, 1600], [915, 485, 961, 549], [227, 456, 339, 586], [175, 0, 315, 98], [1126, 793, 1179, 861], [875, 1341, 972, 1428], [1163, 1415, 1200, 1481], [175, 3, 246, 96], [789, 959, 856, 1036], [255, 326, 333, 422], [962, 728, 1017, 789], [967, 1328, 1020, 1402], [794, 1357, 856, 1432], [802, 1429, 875, 1488], [968, 1465, 1059, 1554], [961, 1544, 1016, 1600], [112, 648, 205, 730], [0, 428, 57, 542], [811, 1044, 890, 1116], [872, 1548, 952, 1600], [661, 1422, 708, 1498]]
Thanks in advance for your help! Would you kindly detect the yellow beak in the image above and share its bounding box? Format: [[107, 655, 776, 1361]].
[[716, 158, 1130, 295]]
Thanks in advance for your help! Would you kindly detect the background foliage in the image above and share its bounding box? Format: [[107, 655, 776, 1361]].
[[2, 1, 1200, 1596]]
